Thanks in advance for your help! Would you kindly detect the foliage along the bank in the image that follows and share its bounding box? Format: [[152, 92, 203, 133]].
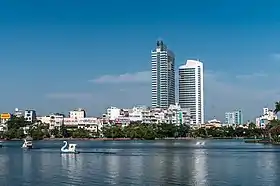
[[2, 111, 280, 140]]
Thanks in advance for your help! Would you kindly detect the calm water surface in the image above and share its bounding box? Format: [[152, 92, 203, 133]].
[[0, 140, 279, 186]]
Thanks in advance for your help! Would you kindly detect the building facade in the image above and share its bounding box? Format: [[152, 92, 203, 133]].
[[225, 110, 243, 125], [256, 108, 277, 128], [179, 60, 204, 125], [103, 105, 192, 126], [69, 108, 86, 119], [24, 110, 37, 123], [151, 40, 175, 109]]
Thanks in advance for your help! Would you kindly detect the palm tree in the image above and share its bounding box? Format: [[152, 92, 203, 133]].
[[267, 101, 280, 141], [274, 101, 280, 114]]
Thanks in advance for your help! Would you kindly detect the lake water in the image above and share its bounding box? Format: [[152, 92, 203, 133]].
[[0, 139, 279, 185]]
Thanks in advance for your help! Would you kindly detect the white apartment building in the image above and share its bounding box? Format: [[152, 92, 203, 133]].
[[14, 108, 24, 117], [64, 117, 101, 133], [165, 103, 192, 125], [69, 108, 86, 119], [49, 114, 64, 130], [179, 60, 204, 125], [106, 107, 121, 120], [137, 107, 163, 124], [128, 106, 147, 121], [24, 110, 37, 123], [256, 108, 277, 128], [36, 116, 51, 124]]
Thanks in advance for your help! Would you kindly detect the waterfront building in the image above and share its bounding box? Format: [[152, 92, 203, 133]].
[[151, 40, 175, 109], [69, 108, 86, 119], [63, 117, 101, 133], [165, 103, 192, 125], [105, 107, 121, 120], [38, 108, 103, 133], [24, 110, 37, 123], [179, 60, 204, 125], [256, 108, 277, 128], [14, 108, 24, 117], [49, 113, 64, 130], [0, 113, 11, 124], [103, 105, 192, 125], [201, 119, 222, 128], [225, 110, 243, 125]]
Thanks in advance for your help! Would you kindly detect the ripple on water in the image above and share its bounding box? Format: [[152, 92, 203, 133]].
[[1, 140, 280, 185]]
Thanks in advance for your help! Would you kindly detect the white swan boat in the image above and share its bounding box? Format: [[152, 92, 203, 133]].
[[61, 141, 79, 153], [22, 139, 33, 149], [196, 141, 205, 146]]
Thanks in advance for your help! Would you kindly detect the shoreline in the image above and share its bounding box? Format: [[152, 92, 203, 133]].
[[1, 137, 247, 141]]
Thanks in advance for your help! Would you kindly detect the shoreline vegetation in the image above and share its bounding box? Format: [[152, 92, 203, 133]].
[[3, 101, 280, 146], [1, 136, 250, 141], [1, 117, 265, 141]]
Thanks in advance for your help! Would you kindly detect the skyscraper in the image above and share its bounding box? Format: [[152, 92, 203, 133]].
[[151, 40, 175, 109], [179, 60, 204, 124]]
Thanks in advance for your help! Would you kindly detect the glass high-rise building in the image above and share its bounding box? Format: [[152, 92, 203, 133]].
[[151, 40, 175, 109], [179, 60, 204, 125]]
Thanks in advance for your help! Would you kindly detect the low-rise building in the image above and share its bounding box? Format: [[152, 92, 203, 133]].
[[64, 117, 101, 133], [165, 103, 192, 125], [14, 108, 24, 117], [256, 107, 277, 128], [49, 114, 64, 130], [106, 107, 121, 120], [103, 104, 192, 125], [0, 113, 11, 124], [201, 119, 222, 128], [69, 108, 86, 119]]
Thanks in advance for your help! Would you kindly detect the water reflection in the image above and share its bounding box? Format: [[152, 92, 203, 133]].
[[127, 154, 143, 184], [104, 155, 120, 185], [2, 140, 280, 185], [22, 151, 32, 181], [0, 154, 8, 176], [61, 153, 83, 182], [192, 148, 208, 185], [256, 151, 276, 185]]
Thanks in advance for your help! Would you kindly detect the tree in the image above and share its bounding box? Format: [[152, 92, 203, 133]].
[[274, 101, 280, 114], [248, 122, 256, 129], [176, 124, 190, 137], [50, 127, 60, 138], [6, 116, 29, 130], [29, 127, 44, 140], [72, 128, 90, 138]]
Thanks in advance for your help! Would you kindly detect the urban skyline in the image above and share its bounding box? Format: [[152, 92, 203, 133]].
[[0, 1, 279, 121]]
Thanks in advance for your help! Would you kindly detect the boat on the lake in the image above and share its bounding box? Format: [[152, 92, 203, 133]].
[[61, 141, 79, 153], [22, 137, 33, 149]]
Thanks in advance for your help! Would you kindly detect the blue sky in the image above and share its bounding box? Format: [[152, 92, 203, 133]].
[[1, 0, 280, 121]]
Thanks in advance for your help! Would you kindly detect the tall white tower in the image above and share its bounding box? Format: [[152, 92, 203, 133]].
[[151, 40, 175, 109], [179, 60, 204, 124]]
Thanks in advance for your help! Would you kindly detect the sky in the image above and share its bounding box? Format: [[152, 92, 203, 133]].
[[1, 0, 280, 121]]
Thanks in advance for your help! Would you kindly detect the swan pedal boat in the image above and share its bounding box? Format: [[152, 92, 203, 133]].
[[61, 141, 79, 153], [22, 139, 33, 149]]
